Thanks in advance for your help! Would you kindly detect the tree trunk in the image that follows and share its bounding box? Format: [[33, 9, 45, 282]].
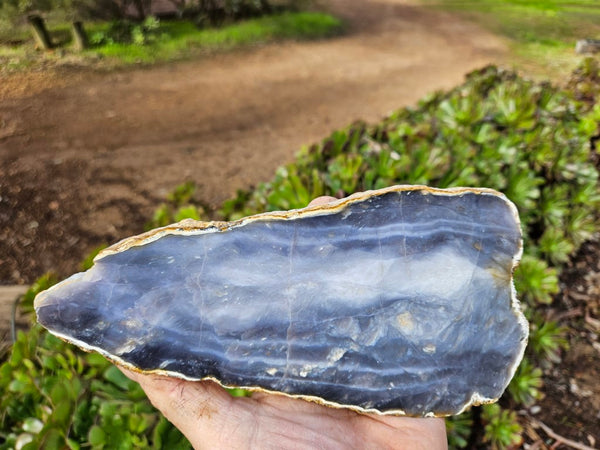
[[131, 0, 147, 19], [71, 21, 88, 51], [27, 14, 53, 50]]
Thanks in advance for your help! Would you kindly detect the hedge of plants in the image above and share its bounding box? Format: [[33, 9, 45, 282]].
[[1, 62, 599, 449]]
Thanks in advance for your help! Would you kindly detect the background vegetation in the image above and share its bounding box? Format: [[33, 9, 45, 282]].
[[2, 59, 599, 448], [217, 63, 600, 447], [4, 0, 600, 74], [87, 11, 341, 64], [0, 0, 342, 70], [424, 0, 600, 79]]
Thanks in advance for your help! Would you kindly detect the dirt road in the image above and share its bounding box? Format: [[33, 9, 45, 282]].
[[0, 0, 506, 284]]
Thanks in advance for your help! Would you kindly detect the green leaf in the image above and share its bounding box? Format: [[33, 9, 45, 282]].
[[50, 379, 70, 404], [88, 425, 107, 446], [80, 244, 109, 271], [22, 417, 43, 433], [103, 365, 134, 391], [227, 388, 252, 397], [67, 438, 81, 450], [86, 352, 110, 368], [538, 227, 574, 265], [52, 401, 73, 428], [152, 416, 191, 449], [529, 317, 569, 363], [174, 205, 202, 222], [36, 428, 65, 449], [446, 413, 472, 448], [514, 254, 559, 305], [9, 374, 33, 394]]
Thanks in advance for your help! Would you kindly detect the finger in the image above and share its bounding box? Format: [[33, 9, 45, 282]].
[[308, 196, 337, 207]]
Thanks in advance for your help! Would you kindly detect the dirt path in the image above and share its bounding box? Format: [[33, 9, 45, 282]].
[[0, 0, 506, 284]]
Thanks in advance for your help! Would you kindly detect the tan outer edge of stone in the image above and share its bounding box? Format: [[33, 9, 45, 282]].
[[35, 185, 528, 416]]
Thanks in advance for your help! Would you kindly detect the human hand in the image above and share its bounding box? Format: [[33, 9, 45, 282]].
[[121, 196, 447, 449], [122, 368, 447, 449]]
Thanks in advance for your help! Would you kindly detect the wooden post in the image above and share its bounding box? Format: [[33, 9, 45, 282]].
[[27, 14, 53, 50], [0, 285, 29, 348], [71, 21, 88, 51]]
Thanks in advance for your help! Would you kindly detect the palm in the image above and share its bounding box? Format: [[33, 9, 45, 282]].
[[122, 369, 447, 449]]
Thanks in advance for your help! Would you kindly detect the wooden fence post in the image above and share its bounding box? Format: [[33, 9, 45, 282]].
[[27, 14, 53, 50], [71, 21, 88, 51]]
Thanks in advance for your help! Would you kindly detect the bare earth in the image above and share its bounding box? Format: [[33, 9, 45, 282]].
[[0, 0, 506, 283]]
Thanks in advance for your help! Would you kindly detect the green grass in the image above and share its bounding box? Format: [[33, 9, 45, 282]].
[[421, 0, 600, 78], [0, 11, 343, 71], [91, 12, 343, 64]]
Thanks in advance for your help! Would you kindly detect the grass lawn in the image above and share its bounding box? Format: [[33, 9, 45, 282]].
[[89, 12, 343, 64], [0, 11, 343, 71], [421, 0, 600, 79]]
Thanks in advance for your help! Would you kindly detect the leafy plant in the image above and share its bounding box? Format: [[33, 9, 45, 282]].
[[221, 65, 599, 284], [145, 181, 207, 229], [0, 271, 191, 449], [218, 64, 600, 447], [508, 357, 544, 407], [80, 244, 108, 271], [528, 315, 569, 364], [481, 404, 523, 450], [445, 413, 472, 449], [90, 16, 164, 46], [513, 254, 559, 306]]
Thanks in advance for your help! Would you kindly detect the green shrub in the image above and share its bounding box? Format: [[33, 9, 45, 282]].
[[528, 315, 569, 364], [0, 278, 191, 449], [481, 404, 523, 450], [507, 357, 543, 407], [145, 181, 207, 229], [222, 65, 599, 277], [445, 414, 472, 449], [90, 16, 163, 46], [568, 57, 600, 110]]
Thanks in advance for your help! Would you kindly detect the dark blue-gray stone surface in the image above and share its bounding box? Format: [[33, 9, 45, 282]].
[[35, 188, 526, 416]]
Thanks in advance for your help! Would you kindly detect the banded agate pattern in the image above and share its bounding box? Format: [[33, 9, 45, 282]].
[[35, 186, 527, 416]]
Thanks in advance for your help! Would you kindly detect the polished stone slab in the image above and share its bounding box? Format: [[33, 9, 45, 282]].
[[35, 185, 527, 416]]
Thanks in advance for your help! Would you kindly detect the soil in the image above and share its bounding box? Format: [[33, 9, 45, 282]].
[[0, 0, 598, 447], [531, 238, 600, 449]]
